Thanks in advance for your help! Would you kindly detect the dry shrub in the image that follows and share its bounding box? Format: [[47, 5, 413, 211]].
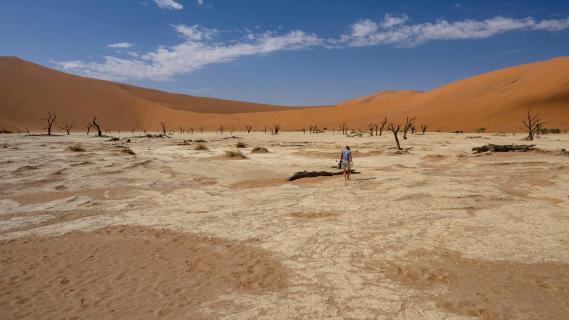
[[67, 144, 85, 152], [251, 146, 269, 153], [235, 141, 247, 148], [195, 143, 208, 151], [225, 150, 247, 159]]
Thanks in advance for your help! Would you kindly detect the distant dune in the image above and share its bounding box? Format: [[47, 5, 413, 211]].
[[1, 56, 568, 132]]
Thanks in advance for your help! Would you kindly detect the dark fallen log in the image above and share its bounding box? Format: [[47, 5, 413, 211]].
[[287, 170, 360, 181], [472, 144, 536, 154]]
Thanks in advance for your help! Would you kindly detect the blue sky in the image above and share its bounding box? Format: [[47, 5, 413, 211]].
[[1, 0, 569, 105]]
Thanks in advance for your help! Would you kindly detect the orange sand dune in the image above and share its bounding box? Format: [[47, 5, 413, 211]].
[[1, 56, 568, 132]]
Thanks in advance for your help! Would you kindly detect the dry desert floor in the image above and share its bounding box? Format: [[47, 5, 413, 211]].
[[1, 132, 569, 320]]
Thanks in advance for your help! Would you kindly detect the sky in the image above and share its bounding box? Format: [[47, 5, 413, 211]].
[[1, 0, 569, 105]]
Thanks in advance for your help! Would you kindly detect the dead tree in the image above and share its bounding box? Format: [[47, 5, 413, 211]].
[[86, 123, 92, 135], [402, 116, 417, 140], [245, 125, 253, 133], [340, 123, 347, 135], [272, 124, 281, 135], [264, 125, 267, 134], [420, 124, 428, 135], [60, 123, 73, 135], [378, 117, 388, 136], [160, 122, 167, 136], [179, 127, 184, 134], [387, 122, 402, 150], [411, 126, 416, 134], [522, 108, 543, 141], [302, 127, 306, 134], [368, 122, 376, 136], [219, 125, 224, 134], [25, 128, 31, 136], [91, 117, 102, 136], [42, 111, 57, 135]]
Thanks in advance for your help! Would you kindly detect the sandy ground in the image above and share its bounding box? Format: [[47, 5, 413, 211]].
[[1, 131, 569, 320]]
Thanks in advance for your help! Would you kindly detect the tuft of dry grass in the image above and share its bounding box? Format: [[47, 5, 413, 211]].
[[225, 149, 247, 159], [67, 144, 85, 152], [195, 143, 208, 151], [121, 147, 136, 155], [251, 146, 269, 153], [235, 141, 247, 148]]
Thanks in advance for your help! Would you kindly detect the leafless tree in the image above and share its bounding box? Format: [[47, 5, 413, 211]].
[[368, 122, 377, 136], [219, 125, 224, 134], [86, 123, 92, 135], [91, 117, 102, 136], [302, 127, 306, 134], [42, 111, 57, 135], [199, 127, 203, 133], [60, 123, 73, 135], [522, 108, 543, 141], [159, 122, 167, 136], [387, 122, 402, 150], [402, 116, 417, 140], [264, 125, 267, 134], [340, 123, 347, 135], [25, 128, 31, 136], [411, 125, 416, 134], [420, 124, 428, 135], [272, 124, 281, 134], [245, 125, 253, 133], [378, 117, 388, 136]]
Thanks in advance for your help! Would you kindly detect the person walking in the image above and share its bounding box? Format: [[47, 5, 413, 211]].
[[339, 145, 353, 181]]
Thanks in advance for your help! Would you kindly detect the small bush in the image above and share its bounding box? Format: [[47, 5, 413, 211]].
[[121, 147, 135, 155], [540, 127, 561, 134], [67, 145, 85, 152], [195, 143, 208, 150], [225, 150, 247, 159], [235, 141, 247, 148], [251, 146, 269, 153]]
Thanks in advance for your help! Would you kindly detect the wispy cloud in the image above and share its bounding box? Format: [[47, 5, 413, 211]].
[[339, 15, 569, 48], [108, 42, 135, 49], [153, 0, 183, 10], [55, 25, 321, 81], [197, 0, 204, 6], [55, 15, 569, 81]]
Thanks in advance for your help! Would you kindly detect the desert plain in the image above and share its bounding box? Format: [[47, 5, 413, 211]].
[[1, 131, 568, 320]]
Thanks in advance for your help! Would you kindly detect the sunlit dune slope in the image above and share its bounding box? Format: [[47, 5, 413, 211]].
[[1, 56, 568, 132]]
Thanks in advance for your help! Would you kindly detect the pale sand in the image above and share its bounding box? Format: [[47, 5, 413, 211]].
[[1, 131, 569, 319]]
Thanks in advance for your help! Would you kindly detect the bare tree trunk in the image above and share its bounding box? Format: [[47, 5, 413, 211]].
[[522, 108, 543, 141], [91, 117, 102, 136], [420, 124, 427, 135], [403, 116, 417, 140], [379, 117, 387, 136], [388, 122, 402, 150], [42, 111, 56, 135]]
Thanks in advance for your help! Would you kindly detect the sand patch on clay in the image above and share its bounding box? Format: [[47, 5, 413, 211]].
[[0, 225, 288, 320], [384, 249, 569, 319]]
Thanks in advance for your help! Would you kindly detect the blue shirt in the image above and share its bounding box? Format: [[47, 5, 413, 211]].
[[341, 149, 351, 161]]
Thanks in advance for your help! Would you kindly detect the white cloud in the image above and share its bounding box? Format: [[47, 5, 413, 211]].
[[175, 24, 216, 41], [108, 42, 135, 49], [54, 15, 569, 81], [340, 16, 569, 47], [197, 0, 204, 5], [153, 0, 183, 10], [381, 14, 409, 28], [55, 25, 321, 81]]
